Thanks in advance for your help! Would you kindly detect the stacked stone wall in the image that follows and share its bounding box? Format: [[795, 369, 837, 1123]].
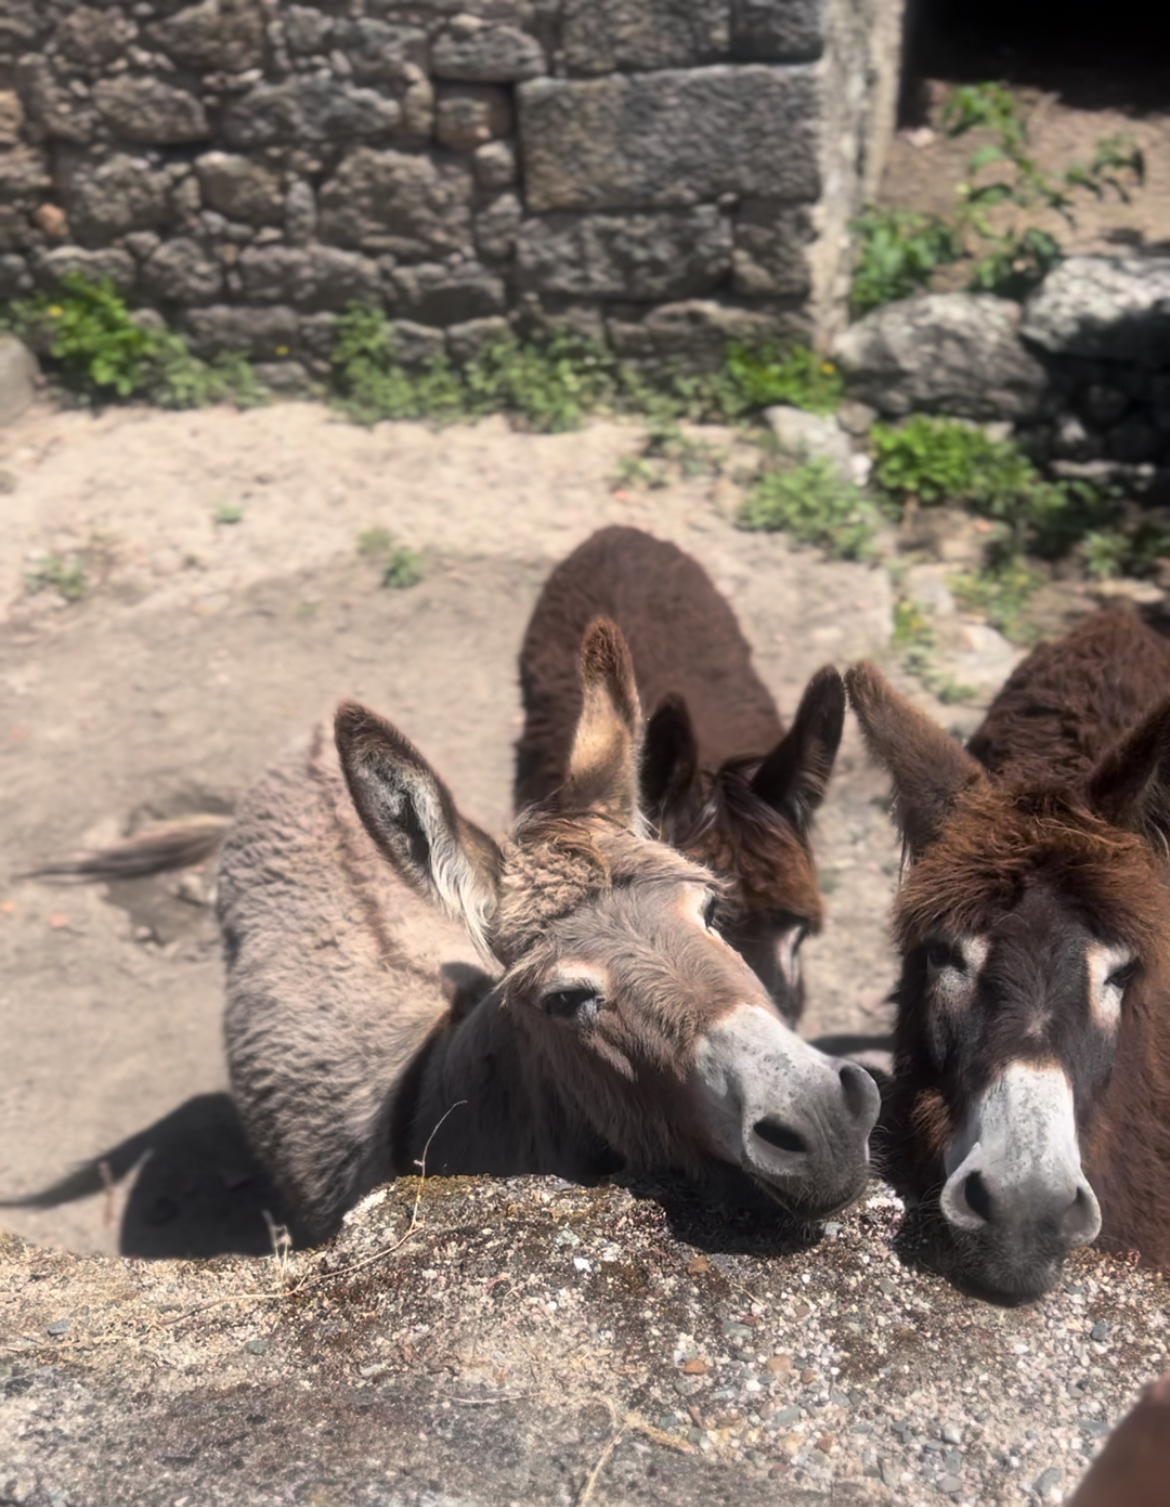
[[0, 0, 902, 384]]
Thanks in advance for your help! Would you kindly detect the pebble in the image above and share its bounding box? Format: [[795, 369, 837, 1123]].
[[937, 1473, 962, 1494], [1090, 1320, 1110, 1342], [46, 1319, 70, 1337], [941, 1423, 962, 1445], [244, 1337, 269, 1355]]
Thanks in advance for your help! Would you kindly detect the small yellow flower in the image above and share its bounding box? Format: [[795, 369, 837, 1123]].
[[820, 361, 836, 375], [275, 345, 289, 356], [48, 305, 63, 318]]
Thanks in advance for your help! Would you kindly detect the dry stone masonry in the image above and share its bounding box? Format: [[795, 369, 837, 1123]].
[[0, 0, 903, 384]]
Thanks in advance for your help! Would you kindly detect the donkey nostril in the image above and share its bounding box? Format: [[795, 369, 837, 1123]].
[[963, 1170, 994, 1224], [1061, 1186, 1099, 1242], [839, 1061, 880, 1125], [753, 1118, 807, 1155]]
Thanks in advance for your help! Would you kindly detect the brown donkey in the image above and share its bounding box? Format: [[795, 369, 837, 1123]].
[[515, 526, 845, 1024], [846, 607, 1170, 1298], [218, 620, 878, 1239]]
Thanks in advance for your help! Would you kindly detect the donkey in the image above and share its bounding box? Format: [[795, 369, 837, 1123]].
[[515, 526, 845, 1024], [219, 620, 879, 1240], [845, 606, 1170, 1298]]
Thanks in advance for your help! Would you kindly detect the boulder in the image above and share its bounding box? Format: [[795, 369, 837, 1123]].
[[60, 155, 171, 245], [195, 154, 284, 227], [432, 20, 545, 82], [0, 335, 37, 427], [317, 148, 473, 259], [518, 67, 819, 214], [92, 78, 210, 146], [516, 207, 732, 300], [560, 0, 727, 75], [764, 405, 854, 481], [140, 239, 223, 304], [473, 139, 518, 191], [435, 84, 513, 151], [146, 0, 266, 72], [223, 79, 401, 148], [832, 293, 1049, 421], [1022, 257, 1170, 367], [57, 8, 138, 67], [333, 19, 429, 82], [237, 246, 383, 310], [388, 261, 506, 325]]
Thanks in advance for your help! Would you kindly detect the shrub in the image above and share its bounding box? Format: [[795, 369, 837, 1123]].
[[737, 459, 883, 561]]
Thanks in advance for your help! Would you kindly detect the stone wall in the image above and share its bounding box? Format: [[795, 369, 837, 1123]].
[[833, 258, 1170, 490], [0, 0, 903, 384]]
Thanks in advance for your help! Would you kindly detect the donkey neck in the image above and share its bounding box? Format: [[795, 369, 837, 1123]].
[[391, 988, 617, 1182]]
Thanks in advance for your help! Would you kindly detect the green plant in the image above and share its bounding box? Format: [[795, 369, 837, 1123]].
[[357, 526, 423, 589], [1082, 519, 1170, 580], [25, 554, 88, 602], [951, 555, 1043, 643], [614, 419, 724, 490], [850, 209, 964, 315], [213, 503, 245, 525], [721, 344, 845, 415], [892, 596, 976, 704], [737, 459, 883, 562]]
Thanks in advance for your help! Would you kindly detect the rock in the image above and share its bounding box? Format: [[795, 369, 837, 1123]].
[[732, 201, 814, 298], [195, 154, 284, 227], [285, 181, 317, 246], [837, 398, 877, 437], [223, 79, 401, 148], [15, 57, 96, 144], [35, 246, 137, 295], [765, 405, 853, 480], [946, 621, 1020, 696], [435, 84, 512, 151], [730, 0, 825, 60], [608, 299, 811, 368], [0, 90, 24, 148], [518, 67, 819, 213], [561, 0, 727, 75], [61, 155, 171, 244], [252, 360, 313, 395], [183, 304, 300, 360], [474, 191, 521, 262], [140, 239, 222, 304], [0, 148, 50, 203], [283, 6, 333, 53], [1078, 382, 1129, 427], [833, 293, 1049, 421], [1092, 578, 1165, 607], [1051, 414, 1103, 462], [93, 77, 209, 146], [0, 335, 37, 427], [447, 315, 510, 364], [0, 254, 33, 299], [58, 8, 138, 66], [400, 71, 435, 139], [388, 261, 506, 325], [318, 148, 473, 259], [145, 0, 265, 70], [473, 138, 517, 191], [238, 246, 383, 310], [432, 21, 545, 82], [335, 20, 429, 82], [1022, 257, 1170, 366], [390, 319, 447, 367], [517, 207, 731, 300]]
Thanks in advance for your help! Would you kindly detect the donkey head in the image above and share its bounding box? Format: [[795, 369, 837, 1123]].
[[638, 667, 846, 1025], [847, 662, 1170, 1297], [337, 622, 877, 1219]]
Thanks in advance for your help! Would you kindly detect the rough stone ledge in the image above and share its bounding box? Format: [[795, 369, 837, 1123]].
[[1, 1176, 1163, 1506]]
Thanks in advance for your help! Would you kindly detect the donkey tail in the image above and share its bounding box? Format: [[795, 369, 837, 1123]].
[[20, 813, 231, 884]]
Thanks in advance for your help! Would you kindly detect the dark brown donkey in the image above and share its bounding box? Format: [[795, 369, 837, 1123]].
[[515, 526, 845, 1024], [846, 606, 1170, 1298]]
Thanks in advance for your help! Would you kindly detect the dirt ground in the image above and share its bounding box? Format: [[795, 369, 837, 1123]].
[[1, 399, 963, 1260]]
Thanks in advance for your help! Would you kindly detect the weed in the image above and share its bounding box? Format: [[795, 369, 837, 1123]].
[[25, 554, 88, 603], [213, 503, 245, 525], [737, 459, 883, 562], [850, 209, 964, 315], [951, 556, 1043, 643], [615, 419, 724, 490], [357, 526, 423, 589], [721, 345, 844, 416], [893, 596, 977, 703], [1082, 519, 1170, 580]]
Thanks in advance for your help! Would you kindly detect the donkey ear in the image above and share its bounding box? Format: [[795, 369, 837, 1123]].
[[1088, 695, 1170, 847], [845, 662, 985, 858], [751, 666, 845, 834], [642, 695, 700, 827], [335, 701, 503, 951], [560, 618, 643, 825]]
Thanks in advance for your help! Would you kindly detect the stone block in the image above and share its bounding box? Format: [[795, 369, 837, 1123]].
[[16, 57, 95, 144], [196, 154, 283, 227], [561, 0, 727, 75], [335, 20, 429, 82], [473, 138, 517, 190], [388, 261, 506, 324], [833, 293, 1049, 420], [1023, 257, 1170, 367], [147, 0, 266, 72], [0, 149, 50, 205], [318, 148, 473, 258], [391, 320, 447, 367], [730, 0, 825, 61], [93, 78, 210, 146], [474, 191, 521, 262], [35, 245, 137, 295], [61, 156, 171, 244], [58, 8, 138, 67], [183, 304, 301, 360], [0, 253, 33, 299], [283, 7, 333, 53], [432, 21, 545, 81], [238, 246, 383, 309], [223, 79, 401, 148], [140, 239, 223, 304], [0, 334, 37, 427], [436, 85, 512, 150], [519, 67, 820, 213], [607, 298, 811, 367], [447, 314, 510, 364], [732, 201, 813, 297], [516, 206, 731, 300]]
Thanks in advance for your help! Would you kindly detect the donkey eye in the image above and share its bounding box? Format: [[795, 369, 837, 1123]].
[[542, 987, 602, 1024], [1105, 959, 1139, 993], [701, 893, 720, 930], [925, 938, 965, 973]]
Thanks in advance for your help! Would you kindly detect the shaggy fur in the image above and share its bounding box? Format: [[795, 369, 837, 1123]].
[[515, 526, 845, 1020], [847, 607, 1170, 1286]]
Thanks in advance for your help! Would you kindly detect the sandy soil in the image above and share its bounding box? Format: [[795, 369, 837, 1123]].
[[0, 400, 936, 1259]]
